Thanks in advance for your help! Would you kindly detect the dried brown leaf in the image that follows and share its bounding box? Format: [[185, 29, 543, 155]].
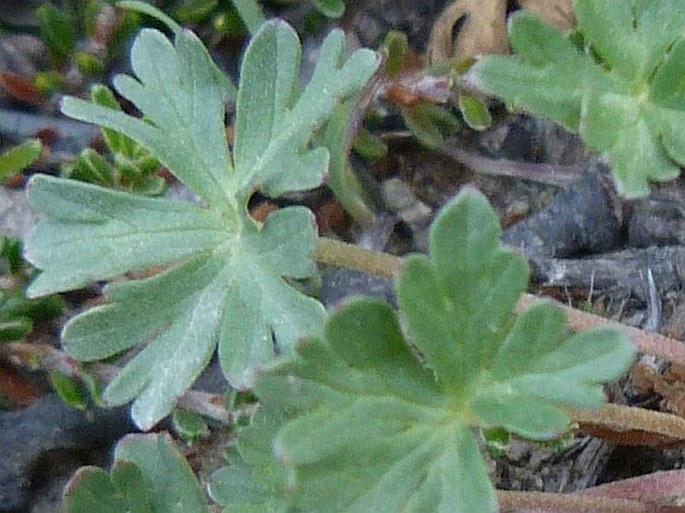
[[519, 0, 576, 31], [427, 0, 508, 64]]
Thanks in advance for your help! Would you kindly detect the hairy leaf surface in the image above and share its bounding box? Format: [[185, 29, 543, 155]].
[[470, 1, 685, 197], [209, 411, 297, 513], [63, 433, 206, 513], [249, 189, 634, 513], [25, 16, 379, 429]]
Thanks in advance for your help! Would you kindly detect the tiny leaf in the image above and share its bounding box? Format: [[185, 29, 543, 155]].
[[0, 317, 33, 342], [311, 0, 345, 19], [37, 3, 76, 64], [381, 30, 409, 79], [0, 139, 41, 181], [401, 103, 460, 149], [49, 371, 88, 410], [458, 93, 491, 131], [172, 407, 209, 441]]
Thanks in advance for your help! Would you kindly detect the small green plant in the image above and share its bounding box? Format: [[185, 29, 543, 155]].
[[0, 236, 64, 343], [469, 0, 685, 197], [380, 30, 462, 149], [22, 3, 638, 512], [0, 139, 42, 184], [36, 0, 142, 83], [61, 84, 168, 195]]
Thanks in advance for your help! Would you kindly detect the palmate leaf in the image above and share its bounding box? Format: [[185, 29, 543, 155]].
[[470, 0, 685, 198], [209, 411, 299, 513], [250, 188, 634, 513], [24, 15, 379, 429], [63, 433, 207, 513]]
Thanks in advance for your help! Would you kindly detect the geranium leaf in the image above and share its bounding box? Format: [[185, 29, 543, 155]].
[[63, 433, 205, 513], [470, 2, 685, 197], [25, 13, 379, 429], [250, 188, 634, 513]]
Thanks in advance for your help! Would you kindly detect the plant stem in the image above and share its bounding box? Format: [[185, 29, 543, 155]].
[[497, 489, 685, 513], [568, 403, 685, 447], [314, 237, 403, 279]]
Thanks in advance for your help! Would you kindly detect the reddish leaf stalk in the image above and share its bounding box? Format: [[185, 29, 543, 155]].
[[497, 489, 685, 513], [568, 403, 685, 446]]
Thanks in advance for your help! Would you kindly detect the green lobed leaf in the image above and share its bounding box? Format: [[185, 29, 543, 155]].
[[25, 19, 379, 429], [398, 189, 529, 392], [251, 188, 634, 513], [26, 175, 229, 296], [209, 409, 300, 512], [62, 466, 130, 513], [209, 452, 293, 513], [233, 20, 379, 201], [63, 433, 205, 513], [471, 3, 685, 197], [115, 433, 207, 512], [62, 27, 235, 208], [255, 299, 494, 513], [110, 462, 154, 513]]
